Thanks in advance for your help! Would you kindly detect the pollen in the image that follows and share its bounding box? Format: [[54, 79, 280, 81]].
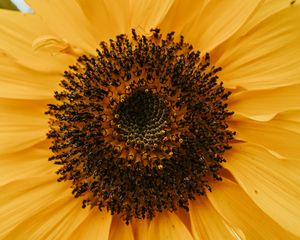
[[46, 29, 235, 224]]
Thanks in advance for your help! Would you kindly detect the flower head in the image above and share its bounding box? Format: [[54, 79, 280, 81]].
[[46, 29, 234, 223], [1, 0, 300, 239]]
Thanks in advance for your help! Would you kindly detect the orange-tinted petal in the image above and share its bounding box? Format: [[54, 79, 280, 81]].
[[131, 219, 150, 240], [189, 197, 236, 240], [0, 144, 54, 185], [160, 0, 261, 52], [189, 0, 261, 52], [3, 196, 89, 240], [70, 209, 112, 240], [130, 0, 174, 34], [225, 143, 300, 236], [237, 0, 300, 36], [27, 0, 99, 53], [229, 84, 300, 119], [159, 0, 208, 36], [109, 216, 134, 240], [0, 98, 48, 155], [148, 212, 193, 240], [0, 176, 69, 239], [229, 114, 300, 159], [272, 110, 300, 134], [76, 0, 128, 39], [207, 179, 297, 239], [215, 4, 300, 90], [77, 0, 173, 38], [0, 9, 74, 72], [0, 55, 61, 100]]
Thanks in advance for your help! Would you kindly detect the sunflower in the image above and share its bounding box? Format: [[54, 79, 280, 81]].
[[1, 0, 300, 239]]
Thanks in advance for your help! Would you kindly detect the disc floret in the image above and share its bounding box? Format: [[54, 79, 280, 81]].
[[47, 29, 234, 223]]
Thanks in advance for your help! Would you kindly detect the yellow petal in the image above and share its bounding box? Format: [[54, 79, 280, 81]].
[[27, 0, 99, 53], [237, 0, 300, 35], [0, 9, 74, 72], [0, 98, 48, 155], [148, 212, 193, 240], [160, 0, 261, 52], [109, 216, 134, 240], [159, 0, 208, 36], [130, 0, 174, 34], [0, 55, 60, 100], [77, 0, 173, 38], [207, 179, 297, 239], [229, 114, 300, 159], [272, 110, 300, 134], [32, 34, 85, 59], [0, 176, 69, 239], [0, 144, 55, 185], [75, 0, 124, 39], [229, 84, 300, 119], [189, 197, 237, 240], [215, 4, 300, 90], [225, 143, 300, 236], [131, 219, 150, 240], [174, 208, 193, 236], [70, 208, 112, 240], [78, 0, 131, 39], [3, 196, 89, 240]]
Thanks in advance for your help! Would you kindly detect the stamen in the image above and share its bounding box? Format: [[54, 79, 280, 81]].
[[46, 28, 235, 223]]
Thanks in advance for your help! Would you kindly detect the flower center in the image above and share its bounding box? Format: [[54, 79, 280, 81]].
[[46, 29, 234, 223], [115, 89, 169, 152]]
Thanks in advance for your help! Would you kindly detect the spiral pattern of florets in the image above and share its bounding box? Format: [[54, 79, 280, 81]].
[[46, 29, 235, 223], [115, 89, 169, 150]]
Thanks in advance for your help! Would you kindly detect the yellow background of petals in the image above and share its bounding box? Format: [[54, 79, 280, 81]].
[[0, 0, 300, 239]]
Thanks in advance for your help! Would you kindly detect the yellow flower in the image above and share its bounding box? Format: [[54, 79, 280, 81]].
[[1, 0, 300, 239]]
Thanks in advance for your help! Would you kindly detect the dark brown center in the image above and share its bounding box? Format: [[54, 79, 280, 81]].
[[46, 29, 235, 224]]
